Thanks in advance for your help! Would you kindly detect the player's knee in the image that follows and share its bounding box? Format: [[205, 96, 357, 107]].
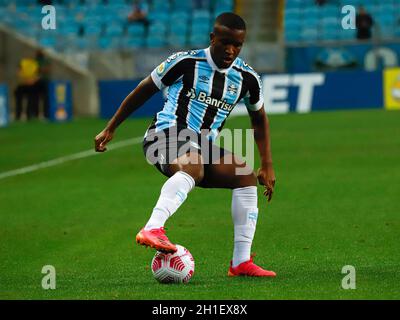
[[170, 153, 204, 184], [181, 164, 204, 184]]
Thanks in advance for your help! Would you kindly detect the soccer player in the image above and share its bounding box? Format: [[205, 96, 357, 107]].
[[95, 13, 276, 277]]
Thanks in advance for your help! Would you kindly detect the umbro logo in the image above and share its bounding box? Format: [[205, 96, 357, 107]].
[[199, 75, 209, 83]]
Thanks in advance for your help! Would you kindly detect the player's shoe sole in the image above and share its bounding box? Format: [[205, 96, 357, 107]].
[[135, 228, 177, 254], [227, 269, 276, 277]]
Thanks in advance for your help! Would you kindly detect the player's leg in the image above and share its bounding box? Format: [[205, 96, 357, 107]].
[[14, 85, 24, 121], [200, 150, 276, 277], [136, 152, 203, 253], [27, 84, 39, 120], [137, 128, 204, 253], [143, 151, 203, 232]]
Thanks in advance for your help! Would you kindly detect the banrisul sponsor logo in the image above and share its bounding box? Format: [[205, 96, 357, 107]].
[[186, 89, 234, 111]]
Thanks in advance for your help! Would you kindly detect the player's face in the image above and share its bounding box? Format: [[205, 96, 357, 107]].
[[210, 24, 246, 69]]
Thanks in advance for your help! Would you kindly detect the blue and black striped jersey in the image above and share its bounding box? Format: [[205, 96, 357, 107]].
[[148, 47, 264, 141]]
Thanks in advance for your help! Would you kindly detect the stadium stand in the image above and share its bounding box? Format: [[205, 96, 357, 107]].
[[284, 0, 400, 44], [0, 0, 235, 51]]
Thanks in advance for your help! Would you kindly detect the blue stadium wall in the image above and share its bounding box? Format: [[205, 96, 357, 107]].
[[99, 80, 165, 119], [0, 84, 9, 127], [98, 69, 384, 118]]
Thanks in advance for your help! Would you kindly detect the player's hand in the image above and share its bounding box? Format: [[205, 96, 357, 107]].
[[94, 128, 114, 152], [257, 165, 276, 202]]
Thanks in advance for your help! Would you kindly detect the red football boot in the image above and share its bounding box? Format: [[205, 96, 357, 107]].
[[136, 227, 177, 253], [228, 254, 276, 277]]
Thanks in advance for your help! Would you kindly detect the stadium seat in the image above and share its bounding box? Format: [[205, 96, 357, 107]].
[[82, 14, 103, 26], [213, 0, 234, 12], [339, 29, 356, 40], [171, 0, 193, 12], [107, 3, 131, 16], [320, 5, 339, 18], [378, 26, 395, 39], [285, 0, 303, 9], [171, 11, 190, 22], [285, 18, 301, 30], [285, 8, 301, 21], [104, 24, 124, 37], [321, 17, 340, 27], [148, 12, 170, 24], [188, 32, 209, 47], [285, 31, 301, 43], [340, 0, 362, 6], [146, 35, 166, 48], [191, 21, 211, 34], [38, 36, 57, 49], [356, 0, 377, 5], [152, 0, 171, 12], [98, 37, 121, 51], [105, 0, 127, 5], [122, 36, 145, 50], [171, 20, 189, 36], [59, 23, 81, 37], [375, 12, 395, 25], [320, 29, 339, 41], [167, 33, 187, 47], [193, 10, 211, 23], [65, 0, 85, 7], [2, 0, 239, 51], [302, 7, 320, 18], [15, 0, 36, 7], [85, 0, 103, 6], [1, 14, 15, 27], [84, 24, 103, 36], [15, 24, 39, 39], [301, 28, 318, 42], [148, 22, 167, 37], [102, 13, 126, 25], [302, 16, 320, 28], [73, 37, 92, 51], [126, 23, 146, 37], [214, 5, 233, 16]]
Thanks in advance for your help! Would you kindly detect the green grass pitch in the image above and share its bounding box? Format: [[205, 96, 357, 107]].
[[0, 109, 399, 299]]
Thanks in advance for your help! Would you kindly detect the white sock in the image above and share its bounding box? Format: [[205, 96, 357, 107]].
[[144, 171, 195, 230], [231, 186, 259, 267]]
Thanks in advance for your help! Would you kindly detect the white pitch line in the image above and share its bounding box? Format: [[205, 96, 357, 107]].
[[0, 136, 143, 181]]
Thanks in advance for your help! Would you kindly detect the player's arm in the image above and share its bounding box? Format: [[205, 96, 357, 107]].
[[94, 76, 159, 152], [248, 106, 276, 202]]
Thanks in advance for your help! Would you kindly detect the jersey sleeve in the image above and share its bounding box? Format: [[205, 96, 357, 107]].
[[243, 71, 264, 112], [150, 52, 189, 90]]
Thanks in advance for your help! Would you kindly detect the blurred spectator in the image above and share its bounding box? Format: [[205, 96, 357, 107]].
[[315, 0, 327, 6], [37, 0, 53, 5], [14, 50, 51, 121], [34, 50, 51, 120], [14, 56, 40, 121], [128, 0, 150, 27], [356, 6, 374, 40]]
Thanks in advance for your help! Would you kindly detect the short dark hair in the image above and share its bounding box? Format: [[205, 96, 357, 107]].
[[214, 12, 246, 31]]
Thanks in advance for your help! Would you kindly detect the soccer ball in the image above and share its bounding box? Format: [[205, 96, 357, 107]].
[[151, 245, 195, 284]]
